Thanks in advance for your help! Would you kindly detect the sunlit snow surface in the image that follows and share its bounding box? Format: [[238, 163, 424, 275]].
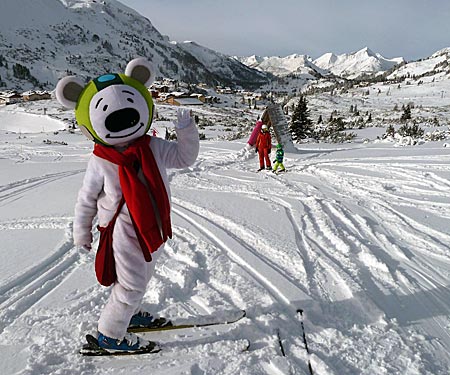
[[0, 98, 449, 375]]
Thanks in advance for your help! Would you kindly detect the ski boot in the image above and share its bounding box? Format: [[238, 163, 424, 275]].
[[129, 311, 172, 331], [97, 331, 155, 353]]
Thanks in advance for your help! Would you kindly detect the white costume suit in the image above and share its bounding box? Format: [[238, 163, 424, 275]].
[[73, 121, 199, 339]]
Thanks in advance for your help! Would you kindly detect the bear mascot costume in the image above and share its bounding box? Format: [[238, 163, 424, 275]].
[[56, 57, 199, 354]]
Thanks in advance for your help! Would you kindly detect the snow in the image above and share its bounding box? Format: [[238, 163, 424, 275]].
[[313, 47, 404, 79], [0, 111, 63, 133], [1, 96, 450, 375], [1, 0, 266, 92], [236, 54, 323, 78], [237, 47, 405, 80]]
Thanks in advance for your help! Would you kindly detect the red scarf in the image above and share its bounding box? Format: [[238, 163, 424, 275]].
[[93, 135, 172, 261]]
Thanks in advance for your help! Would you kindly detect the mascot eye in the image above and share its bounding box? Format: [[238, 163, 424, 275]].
[[95, 98, 108, 112], [127, 98, 134, 103]]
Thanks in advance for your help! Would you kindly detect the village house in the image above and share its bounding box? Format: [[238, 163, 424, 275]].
[[162, 96, 204, 106], [216, 86, 234, 94], [204, 95, 220, 104], [190, 93, 206, 103], [22, 90, 52, 101], [149, 89, 159, 99], [0, 91, 22, 104]]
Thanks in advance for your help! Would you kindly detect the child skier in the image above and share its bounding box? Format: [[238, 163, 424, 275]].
[[272, 143, 286, 174], [55, 58, 199, 354], [255, 124, 272, 171]]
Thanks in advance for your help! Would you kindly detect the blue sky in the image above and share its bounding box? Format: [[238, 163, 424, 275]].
[[120, 0, 450, 61]]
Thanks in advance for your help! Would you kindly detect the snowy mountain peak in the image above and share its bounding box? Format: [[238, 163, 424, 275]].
[[235, 53, 323, 78], [313, 52, 338, 67], [431, 47, 450, 58], [0, 0, 267, 90], [355, 46, 376, 57], [313, 47, 404, 78], [237, 47, 405, 80]]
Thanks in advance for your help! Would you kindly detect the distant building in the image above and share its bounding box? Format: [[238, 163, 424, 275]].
[[190, 93, 206, 103], [22, 90, 51, 101], [216, 86, 234, 94], [149, 90, 159, 99], [162, 96, 204, 106], [0, 91, 22, 104], [205, 96, 220, 104]]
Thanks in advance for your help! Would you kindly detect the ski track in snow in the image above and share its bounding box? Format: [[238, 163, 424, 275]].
[[169, 145, 450, 374], [0, 170, 84, 205], [1, 136, 450, 374], [173, 200, 311, 307], [0, 236, 79, 333]]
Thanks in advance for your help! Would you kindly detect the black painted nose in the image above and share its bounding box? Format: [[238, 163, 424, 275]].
[[105, 108, 140, 132]]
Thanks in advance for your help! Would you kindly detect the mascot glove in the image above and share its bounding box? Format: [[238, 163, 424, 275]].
[[174, 108, 193, 129], [74, 231, 92, 249], [77, 244, 92, 253]]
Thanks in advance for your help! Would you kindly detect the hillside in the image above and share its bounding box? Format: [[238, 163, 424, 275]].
[[0, 0, 268, 91], [388, 47, 450, 81]]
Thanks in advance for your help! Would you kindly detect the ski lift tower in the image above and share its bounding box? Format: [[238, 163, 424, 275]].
[[261, 104, 296, 152]]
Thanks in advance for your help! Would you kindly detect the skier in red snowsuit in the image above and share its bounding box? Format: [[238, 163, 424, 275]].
[[255, 124, 272, 171]]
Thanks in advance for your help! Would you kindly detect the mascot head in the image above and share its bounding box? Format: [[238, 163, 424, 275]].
[[55, 58, 155, 146]]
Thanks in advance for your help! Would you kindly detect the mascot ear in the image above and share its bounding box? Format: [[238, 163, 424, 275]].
[[125, 57, 155, 87], [55, 76, 85, 109]]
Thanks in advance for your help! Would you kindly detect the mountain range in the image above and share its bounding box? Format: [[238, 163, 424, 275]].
[[0, 0, 268, 91], [0, 0, 449, 92], [236, 47, 405, 80]]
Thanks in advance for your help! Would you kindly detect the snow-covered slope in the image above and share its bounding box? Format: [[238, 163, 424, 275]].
[[237, 47, 404, 80], [236, 54, 327, 78], [314, 47, 404, 78], [0, 0, 267, 91], [0, 98, 450, 374], [388, 47, 450, 81], [176, 41, 268, 88]]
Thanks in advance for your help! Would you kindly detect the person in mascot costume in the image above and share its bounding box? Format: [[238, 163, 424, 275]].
[[56, 57, 199, 353]]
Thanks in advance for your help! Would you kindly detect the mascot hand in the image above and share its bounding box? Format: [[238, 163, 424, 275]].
[[77, 244, 91, 253], [175, 108, 193, 129]]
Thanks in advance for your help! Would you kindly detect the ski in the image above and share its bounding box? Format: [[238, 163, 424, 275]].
[[128, 309, 246, 333], [80, 334, 250, 356], [272, 169, 287, 175], [80, 310, 247, 356], [80, 334, 161, 356]]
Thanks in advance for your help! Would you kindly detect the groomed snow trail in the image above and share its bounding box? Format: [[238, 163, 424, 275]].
[[1, 129, 450, 374]]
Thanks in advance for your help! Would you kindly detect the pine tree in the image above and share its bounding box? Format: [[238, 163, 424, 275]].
[[401, 104, 412, 122], [289, 96, 313, 142]]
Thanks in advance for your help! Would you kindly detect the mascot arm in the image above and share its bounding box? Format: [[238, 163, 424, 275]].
[[73, 157, 104, 247], [156, 109, 199, 169]]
